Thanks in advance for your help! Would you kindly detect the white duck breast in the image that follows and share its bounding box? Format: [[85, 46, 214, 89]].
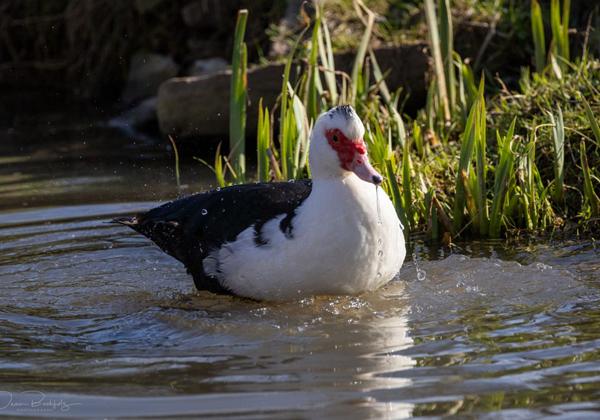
[[116, 105, 406, 301]]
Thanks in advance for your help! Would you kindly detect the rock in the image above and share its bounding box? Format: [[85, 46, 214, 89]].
[[157, 43, 429, 139], [134, 0, 165, 13], [109, 97, 158, 130], [181, 1, 213, 28], [108, 97, 159, 143], [122, 52, 179, 104], [158, 63, 285, 139], [186, 57, 228, 77], [336, 44, 430, 111]]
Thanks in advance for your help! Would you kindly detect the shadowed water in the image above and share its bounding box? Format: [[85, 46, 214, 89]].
[[1, 199, 599, 418]]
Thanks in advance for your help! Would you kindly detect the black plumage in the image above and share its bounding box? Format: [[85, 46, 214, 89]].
[[114, 180, 312, 294]]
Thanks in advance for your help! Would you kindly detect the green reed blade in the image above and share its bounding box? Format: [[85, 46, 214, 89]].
[[167, 135, 181, 192], [550, 0, 570, 71], [195, 143, 227, 188], [549, 106, 565, 204], [474, 80, 488, 235], [229, 9, 248, 182], [452, 82, 483, 233], [424, 0, 451, 122], [385, 159, 409, 239], [489, 119, 516, 238], [531, 0, 546, 73], [561, 0, 570, 64], [318, 10, 337, 106], [291, 86, 310, 177], [401, 140, 413, 228], [580, 141, 600, 217], [369, 48, 406, 147], [350, 7, 374, 104], [306, 10, 321, 124], [257, 100, 271, 182], [582, 96, 600, 147], [438, 0, 455, 112], [277, 21, 309, 181]]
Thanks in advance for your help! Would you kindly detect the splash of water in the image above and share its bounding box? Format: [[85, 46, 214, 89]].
[[375, 185, 382, 225], [412, 251, 427, 282]]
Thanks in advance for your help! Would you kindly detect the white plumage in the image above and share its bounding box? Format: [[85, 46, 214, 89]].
[[203, 106, 406, 300]]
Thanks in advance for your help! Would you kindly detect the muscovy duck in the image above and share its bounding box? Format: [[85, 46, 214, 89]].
[[116, 105, 406, 300]]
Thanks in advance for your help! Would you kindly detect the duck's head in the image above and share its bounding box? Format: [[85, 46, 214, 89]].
[[309, 105, 383, 185]]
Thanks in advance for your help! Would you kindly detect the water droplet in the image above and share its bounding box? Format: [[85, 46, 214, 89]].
[[377, 250, 384, 257], [288, 179, 295, 183], [201, 209, 208, 215], [412, 251, 427, 282], [375, 186, 382, 225], [299, 297, 315, 306], [536, 262, 552, 271], [222, 209, 226, 213], [216, 187, 221, 191], [376, 272, 382, 278], [377, 238, 382, 245]]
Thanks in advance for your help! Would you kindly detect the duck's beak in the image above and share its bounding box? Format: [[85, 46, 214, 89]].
[[350, 153, 384, 185]]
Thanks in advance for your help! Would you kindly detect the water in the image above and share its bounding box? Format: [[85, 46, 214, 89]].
[[375, 185, 382, 225], [1, 129, 600, 417], [2, 200, 600, 418], [411, 252, 427, 282]]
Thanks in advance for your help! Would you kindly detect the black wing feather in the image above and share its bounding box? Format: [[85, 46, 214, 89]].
[[115, 180, 312, 293]]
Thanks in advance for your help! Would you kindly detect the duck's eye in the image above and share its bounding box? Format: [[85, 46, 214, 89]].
[[332, 134, 338, 142]]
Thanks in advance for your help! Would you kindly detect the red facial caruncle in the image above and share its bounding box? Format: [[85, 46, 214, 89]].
[[325, 128, 383, 185], [325, 128, 366, 170]]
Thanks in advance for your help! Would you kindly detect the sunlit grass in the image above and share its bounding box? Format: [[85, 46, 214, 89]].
[[229, 9, 248, 182], [531, 0, 546, 73], [206, 0, 599, 240]]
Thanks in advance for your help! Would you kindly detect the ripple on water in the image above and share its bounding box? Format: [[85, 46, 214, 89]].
[[0, 204, 600, 417]]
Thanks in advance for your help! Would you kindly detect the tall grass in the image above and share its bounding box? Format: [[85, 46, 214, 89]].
[[489, 119, 516, 238], [580, 141, 600, 218], [531, 0, 546, 73], [256, 100, 271, 182], [424, 0, 451, 123], [206, 0, 599, 240], [452, 80, 484, 234], [550, 0, 570, 73], [229, 9, 248, 181], [548, 106, 565, 204], [582, 96, 600, 147], [350, 3, 375, 106], [168, 135, 181, 192], [437, 0, 455, 115]]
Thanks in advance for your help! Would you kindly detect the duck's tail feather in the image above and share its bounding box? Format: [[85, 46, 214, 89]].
[[111, 216, 139, 227], [112, 212, 188, 264]]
